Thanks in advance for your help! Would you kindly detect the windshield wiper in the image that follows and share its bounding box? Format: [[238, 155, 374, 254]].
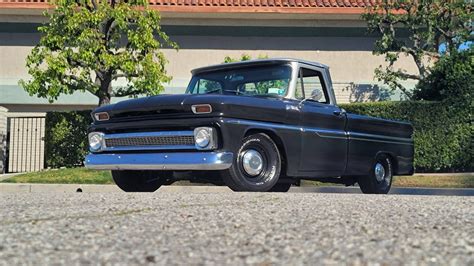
[[204, 89, 222, 94], [204, 89, 248, 95], [223, 90, 248, 95], [253, 94, 284, 99], [204, 90, 280, 98]]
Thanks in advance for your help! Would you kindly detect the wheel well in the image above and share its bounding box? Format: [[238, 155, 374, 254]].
[[378, 152, 399, 175], [244, 129, 288, 176]]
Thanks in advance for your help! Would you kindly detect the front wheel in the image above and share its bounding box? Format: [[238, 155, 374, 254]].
[[358, 155, 393, 194], [222, 133, 281, 192], [112, 170, 167, 192]]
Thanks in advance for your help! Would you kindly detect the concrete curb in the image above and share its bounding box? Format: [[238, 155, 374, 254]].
[[413, 172, 474, 177], [1, 183, 473, 196], [294, 186, 474, 196]]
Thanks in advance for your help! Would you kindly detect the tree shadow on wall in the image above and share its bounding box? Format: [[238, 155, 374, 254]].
[[0, 133, 6, 174], [344, 83, 392, 102]]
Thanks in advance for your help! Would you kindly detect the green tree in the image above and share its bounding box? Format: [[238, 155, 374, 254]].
[[20, 0, 177, 106], [414, 47, 473, 103], [363, 0, 472, 99], [223, 54, 268, 63]]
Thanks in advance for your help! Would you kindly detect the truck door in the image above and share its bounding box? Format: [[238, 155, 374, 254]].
[[296, 66, 347, 176]]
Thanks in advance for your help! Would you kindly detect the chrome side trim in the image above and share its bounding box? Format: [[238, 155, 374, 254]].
[[225, 119, 347, 139], [85, 152, 233, 171], [304, 128, 347, 140], [224, 118, 413, 144], [348, 132, 413, 145], [226, 118, 304, 131]]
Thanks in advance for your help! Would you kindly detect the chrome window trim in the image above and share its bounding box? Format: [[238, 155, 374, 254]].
[[295, 63, 337, 105]]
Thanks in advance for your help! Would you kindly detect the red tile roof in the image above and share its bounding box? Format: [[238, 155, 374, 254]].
[[148, 0, 375, 8], [0, 0, 375, 13]]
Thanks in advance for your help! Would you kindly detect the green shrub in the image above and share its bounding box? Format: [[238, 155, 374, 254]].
[[341, 101, 473, 172], [45, 111, 92, 168], [414, 48, 473, 103]]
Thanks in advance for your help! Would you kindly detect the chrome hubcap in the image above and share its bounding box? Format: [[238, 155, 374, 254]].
[[374, 163, 386, 182], [241, 149, 264, 176]]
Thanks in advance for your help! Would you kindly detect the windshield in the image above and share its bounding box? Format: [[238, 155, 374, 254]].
[[186, 65, 291, 97]]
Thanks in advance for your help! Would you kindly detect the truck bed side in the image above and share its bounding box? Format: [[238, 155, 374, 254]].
[[344, 113, 414, 176]]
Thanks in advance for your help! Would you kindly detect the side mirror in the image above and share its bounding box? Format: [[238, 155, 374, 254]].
[[298, 89, 324, 108], [309, 89, 323, 102]]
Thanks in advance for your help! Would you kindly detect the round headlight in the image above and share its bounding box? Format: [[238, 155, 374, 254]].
[[194, 128, 211, 148], [88, 132, 104, 152]]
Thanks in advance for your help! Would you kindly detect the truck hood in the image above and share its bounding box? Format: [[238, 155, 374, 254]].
[[92, 94, 298, 123]]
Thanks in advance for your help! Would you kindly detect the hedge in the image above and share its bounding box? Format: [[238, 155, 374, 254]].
[[45, 110, 92, 168], [44, 101, 472, 172], [340, 101, 473, 172]]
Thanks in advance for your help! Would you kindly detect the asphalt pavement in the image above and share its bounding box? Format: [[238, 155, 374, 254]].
[[0, 192, 473, 265]]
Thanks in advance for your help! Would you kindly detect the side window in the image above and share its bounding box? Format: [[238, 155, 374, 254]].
[[296, 68, 329, 104], [193, 79, 222, 94]]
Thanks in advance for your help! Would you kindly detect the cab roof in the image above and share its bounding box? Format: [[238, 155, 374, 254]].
[[191, 58, 329, 75]]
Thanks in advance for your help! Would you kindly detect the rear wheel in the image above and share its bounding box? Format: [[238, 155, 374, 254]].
[[358, 155, 393, 194], [112, 170, 167, 192], [222, 133, 281, 192]]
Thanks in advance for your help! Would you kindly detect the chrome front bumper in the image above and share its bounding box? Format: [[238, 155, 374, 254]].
[[84, 152, 234, 171]]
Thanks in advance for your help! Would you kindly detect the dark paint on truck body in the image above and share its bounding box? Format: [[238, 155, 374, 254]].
[[90, 92, 414, 178]]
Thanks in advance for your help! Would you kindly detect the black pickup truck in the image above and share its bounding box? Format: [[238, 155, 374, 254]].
[[85, 59, 414, 194]]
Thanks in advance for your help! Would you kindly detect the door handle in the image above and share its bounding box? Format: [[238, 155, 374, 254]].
[[333, 109, 346, 116]]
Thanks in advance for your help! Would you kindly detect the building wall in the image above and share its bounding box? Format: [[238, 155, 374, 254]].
[[0, 23, 419, 112]]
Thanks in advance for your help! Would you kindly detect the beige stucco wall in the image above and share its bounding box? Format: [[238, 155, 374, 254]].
[[0, 33, 418, 107], [0, 34, 419, 84]]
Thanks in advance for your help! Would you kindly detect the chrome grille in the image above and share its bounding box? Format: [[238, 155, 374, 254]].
[[105, 135, 195, 147], [102, 131, 196, 151]]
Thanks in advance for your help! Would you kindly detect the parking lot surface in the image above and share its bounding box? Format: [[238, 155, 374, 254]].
[[1, 192, 473, 265]]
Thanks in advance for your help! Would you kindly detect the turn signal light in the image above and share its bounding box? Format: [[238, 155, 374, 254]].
[[94, 112, 110, 121], [191, 104, 212, 114]]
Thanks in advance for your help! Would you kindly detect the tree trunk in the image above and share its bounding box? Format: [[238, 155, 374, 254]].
[[99, 78, 112, 106], [97, 74, 112, 107], [99, 94, 111, 106]]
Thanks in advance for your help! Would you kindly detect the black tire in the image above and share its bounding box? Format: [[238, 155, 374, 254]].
[[112, 170, 167, 192], [268, 182, 292, 192], [222, 133, 281, 192], [358, 155, 393, 194]]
